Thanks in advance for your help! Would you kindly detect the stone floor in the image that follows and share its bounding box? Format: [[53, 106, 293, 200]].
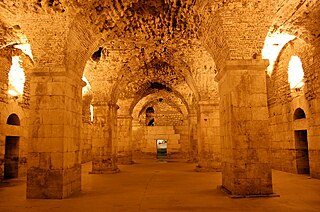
[[0, 159, 320, 211]]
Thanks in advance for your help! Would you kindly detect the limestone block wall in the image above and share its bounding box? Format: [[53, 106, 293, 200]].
[[269, 98, 308, 173], [268, 38, 320, 178], [0, 102, 29, 181], [0, 49, 30, 181], [132, 126, 182, 159]]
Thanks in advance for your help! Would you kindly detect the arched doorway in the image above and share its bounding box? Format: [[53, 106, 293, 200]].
[[5, 114, 21, 179], [295, 130, 309, 174], [293, 108, 309, 174], [4, 136, 20, 179]]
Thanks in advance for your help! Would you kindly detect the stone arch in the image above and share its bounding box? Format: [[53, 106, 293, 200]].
[[137, 98, 185, 119], [65, 0, 230, 79], [129, 88, 190, 118], [111, 55, 199, 105]]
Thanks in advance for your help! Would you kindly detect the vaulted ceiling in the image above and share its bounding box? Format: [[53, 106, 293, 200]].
[[1, 0, 319, 116]]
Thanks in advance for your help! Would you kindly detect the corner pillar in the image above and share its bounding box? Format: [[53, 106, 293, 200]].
[[91, 103, 119, 174], [196, 102, 221, 171], [215, 59, 274, 196], [116, 115, 133, 164], [187, 113, 198, 162]]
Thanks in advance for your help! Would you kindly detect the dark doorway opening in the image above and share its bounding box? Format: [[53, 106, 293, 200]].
[[156, 139, 167, 159], [4, 136, 20, 179], [295, 130, 310, 174]]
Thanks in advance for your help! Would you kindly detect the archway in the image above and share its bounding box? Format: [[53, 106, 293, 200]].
[[4, 114, 21, 179], [4, 136, 19, 179], [294, 130, 309, 174]]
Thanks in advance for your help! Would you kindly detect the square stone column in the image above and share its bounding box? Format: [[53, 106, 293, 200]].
[[91, 103, 119, 173], [196, 102, 221, 171], [187, 113, 198, 162], [27, 73, 82, 199], [116, 115, 133, 164], [215, 59, 274, 196]]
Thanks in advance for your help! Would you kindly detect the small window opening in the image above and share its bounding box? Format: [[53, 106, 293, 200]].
[[8, 56, 25, 97], [294, 108, 306, 120], [91, 47, 103, 62], [288, 56, 304, 92], [7, 114, 20, 126]]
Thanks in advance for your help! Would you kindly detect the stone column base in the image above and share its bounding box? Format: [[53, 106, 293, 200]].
[[117, 155, 134, 165], [217, 186, 280, 198]]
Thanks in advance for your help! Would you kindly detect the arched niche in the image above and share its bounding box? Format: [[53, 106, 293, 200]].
[[6, 113, 20, 126], [294, 108, 306, 120]]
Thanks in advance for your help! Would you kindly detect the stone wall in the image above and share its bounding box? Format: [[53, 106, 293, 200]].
[[268, 38, 320, 178], [0, 102, 29, 181], [132, 126, 183, 159], [0, 48, 30, 182]]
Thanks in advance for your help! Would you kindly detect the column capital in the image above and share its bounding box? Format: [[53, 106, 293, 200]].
[[215, 59, 269, 82]]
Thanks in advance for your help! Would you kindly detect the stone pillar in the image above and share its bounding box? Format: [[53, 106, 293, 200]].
[[116, 115, 133, 164], [215, 59, 274, 197], [187, 113, 198, 162], [196, 102, 221, 171], [27, 73, 82, 199], [91, 103, 119, 173]]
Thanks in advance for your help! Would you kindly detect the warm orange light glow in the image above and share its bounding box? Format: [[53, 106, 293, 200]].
[[288, 56, 304, 89], [82, 76, 91, 95], [8, 56, 25, 97], [262, 32, 296, 76]]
